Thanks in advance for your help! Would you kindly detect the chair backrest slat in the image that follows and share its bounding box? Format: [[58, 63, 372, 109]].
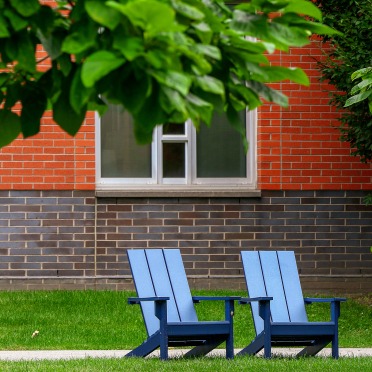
[[163, 249, 198, 322], [259, 251, 290, 323], [127, 249, 158, 336], [241, 251, 267, 334], [277, 251, 308, 322], [145, 249, 181, 323], [127, 249, 198, 337], [241, 250, 308, 335]]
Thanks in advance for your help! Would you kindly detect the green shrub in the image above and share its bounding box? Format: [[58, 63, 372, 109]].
[[314, 0, 372, 162]]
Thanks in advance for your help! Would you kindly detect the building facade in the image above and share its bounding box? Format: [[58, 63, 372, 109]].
[[0, 32, 371, 293]]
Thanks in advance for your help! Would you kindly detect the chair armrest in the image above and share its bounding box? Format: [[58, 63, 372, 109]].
[[304, 297, 346, 304], [240, 297, 273, 325], [239, 296, 273, 305], [128, 296, 169, 305], [192, 296, 241, 322], [192, 296, 241, 303], [304, 297, 346, 322]]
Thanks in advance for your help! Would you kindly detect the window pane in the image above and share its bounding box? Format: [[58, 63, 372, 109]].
[[163, 122, 185, 135], [163, 143, 185, 178], [197, 111, 246, 178], [101, 105, 151, 178]]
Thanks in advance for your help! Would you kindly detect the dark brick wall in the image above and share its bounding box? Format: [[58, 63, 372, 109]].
[[0, 190, 371, 293]]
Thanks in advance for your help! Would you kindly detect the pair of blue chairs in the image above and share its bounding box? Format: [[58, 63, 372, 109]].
[[126, 249, 345, 360]]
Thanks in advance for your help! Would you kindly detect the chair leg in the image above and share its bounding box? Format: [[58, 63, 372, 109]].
[[297, 339, 329, 358], [184, 339, 223, 358], [263, 330, 271, 358], [331, 301, 340, 359], [226, 333, 234, 359], [332, 333, 339, 359], [155, 299, 168, 360], [237, 332, 265, 356], [125, 332, 161, 358]]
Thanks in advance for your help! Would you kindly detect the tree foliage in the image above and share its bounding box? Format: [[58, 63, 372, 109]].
[[345, 67, 372, 113], [314, 0, 372, 163], [0, 0, 337, 148]]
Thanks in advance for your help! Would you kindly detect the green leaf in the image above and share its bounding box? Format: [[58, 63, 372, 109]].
[[20, 82, 47, 138], [70, 66, 93, 114], [171, 0, 205, 21], [85, 0, 121, 30], [260, 66, 309, 86], [113, 36, 144, 61], [16, 31, 36, 72], [268, 23, 310, 49], [9, 0, 40, 17], [351, 67, 372, 81], [176, 45, 212, 75], [4, 82, 21, 109], [194, 76, 225, 97], [53, 83, 87, 136], [231, 11, 269, 39], [0, 14, 10, 37], [225, 36, 268, 55], [3, 9, 28, 31], [225, 104, 248, 152], [151, 70, 192, 97], [350, 78, 372, 95], [57, 54, 72, 77], [37, 29, 65, 60], [61, 19, 97, 54], [107, 0, 179, 36], [101, 66, 151, 113], [34, 6, 56, 36], [146, 49, 173, 69], [247, 80, 288, 107], [0, 109, 21, 148], [229, 84, 262, 111], [133, 85, 167, 143], [192, 22, 213, 44], [38, 68, 63, 102], [81, 51, 125, 88], [185, 93, 213, 125], [344, 91, 372, 108], [160, 86, 187, 116], [194, 45, 221, 60], [299, 21, 342, 36], [0, 73, 8, 86], [284, 0, 322, 21]]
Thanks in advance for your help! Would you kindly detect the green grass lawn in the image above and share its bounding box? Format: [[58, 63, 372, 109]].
[[0, 290, 370, 350], [1, 355, 372, 372]]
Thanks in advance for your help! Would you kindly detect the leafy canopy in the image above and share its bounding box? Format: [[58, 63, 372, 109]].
[[0, 0, 337, 148]]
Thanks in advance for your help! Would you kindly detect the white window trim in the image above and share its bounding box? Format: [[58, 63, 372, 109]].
[[95, 109, 257, 192]]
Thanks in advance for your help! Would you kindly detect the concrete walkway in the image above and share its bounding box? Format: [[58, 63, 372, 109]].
[[0, 348, 371, 361]]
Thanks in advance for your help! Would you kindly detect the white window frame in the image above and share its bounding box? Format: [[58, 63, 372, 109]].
[[95, 109, 257, 191]]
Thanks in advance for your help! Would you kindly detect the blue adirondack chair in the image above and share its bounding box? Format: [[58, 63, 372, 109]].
[[239, 250, 346, 359], [126, 249, 239, 360]]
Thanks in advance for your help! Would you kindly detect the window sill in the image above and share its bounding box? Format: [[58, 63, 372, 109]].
[[95, 186, 261, 198]]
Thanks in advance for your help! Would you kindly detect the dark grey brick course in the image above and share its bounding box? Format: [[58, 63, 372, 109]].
[[0, 190, 371, 293]]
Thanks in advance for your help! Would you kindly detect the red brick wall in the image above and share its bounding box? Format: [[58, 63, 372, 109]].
[[0, 35, 371, 191], [0, 113, 95, 190], [259, 39, 372, 190]]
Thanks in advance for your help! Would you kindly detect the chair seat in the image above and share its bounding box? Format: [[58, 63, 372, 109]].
[[167, 321, 231, 337], [271, 322, 336, 336]]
